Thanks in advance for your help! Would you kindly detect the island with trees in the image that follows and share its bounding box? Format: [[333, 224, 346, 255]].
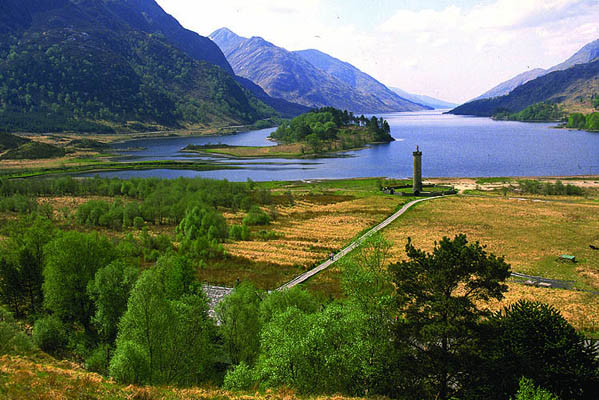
[[184, 107, 394, 158]]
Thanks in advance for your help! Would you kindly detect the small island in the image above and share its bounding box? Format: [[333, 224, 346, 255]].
[[183, 107, 394, 158]]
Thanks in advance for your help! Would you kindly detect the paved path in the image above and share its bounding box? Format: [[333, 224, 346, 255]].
[[276, 196, 447, 291]]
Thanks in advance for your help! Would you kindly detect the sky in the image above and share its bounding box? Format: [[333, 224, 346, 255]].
[[154, 0, 599, 103]]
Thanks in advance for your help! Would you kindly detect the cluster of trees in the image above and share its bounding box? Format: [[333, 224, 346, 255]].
[[567, 112, 599, 131], [270, 107, 393, 153], [494, 103, 566, 122], [0, 176, 270, 212], [214, 234, 598, 400], [516, 180, 585, 196], [592, 94, 599, 110]]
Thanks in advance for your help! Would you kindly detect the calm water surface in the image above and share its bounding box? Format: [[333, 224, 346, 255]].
[[86, 111, 599, 181]]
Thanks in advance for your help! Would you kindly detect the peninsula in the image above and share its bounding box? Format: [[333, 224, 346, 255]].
[[183, 107, 394, 158]]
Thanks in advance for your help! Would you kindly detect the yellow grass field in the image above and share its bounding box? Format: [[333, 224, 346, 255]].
[[377, 195, 599, 332], [224, 194, 406, 268]]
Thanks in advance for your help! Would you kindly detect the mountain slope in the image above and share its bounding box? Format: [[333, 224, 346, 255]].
[[390, 87, 457, 109], [547, 39, 599, 73], [474, 68, 547, 101], [294, 49, 428, 111], [450, 59, 599, 117], [210, 28, 426, 113], [475, 39, 599, 100], [0, 0, 275, 133], [100, 1, 306, 118]]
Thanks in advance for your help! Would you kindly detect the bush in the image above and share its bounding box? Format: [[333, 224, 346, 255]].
[[85, 344, 112, 375], [109, 340, 150, 384], [243, 206, 270, 226], [0, 307, 35, 355], [133, 216, 144, 229], [514, 378, 558, 400], [32, 315, 67, 354], [223, 362, 258, 391], [480, 300, 599, 400], [229, 224, 250, 241]]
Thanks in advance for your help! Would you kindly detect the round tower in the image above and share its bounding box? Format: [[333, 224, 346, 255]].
[[413, 146, 422, 193]]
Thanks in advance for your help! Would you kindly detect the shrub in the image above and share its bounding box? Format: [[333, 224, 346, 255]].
[[32, 315, 67, 354], [229, 224, 250, 241], [223, 362, 258, 391], [0, 307, 35, 355], [514, 378, 558, 400], [243, 206, 270, 226], [133, 216, 144, 229], [481, 300, 599, 400], [85, 344, 112, 375]]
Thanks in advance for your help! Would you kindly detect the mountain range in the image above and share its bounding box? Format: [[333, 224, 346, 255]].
[[210, 28, 428, 113], [0, 0, 317, 133], [451, 38, 599, 116], [474, 39, 599, 101], [389, 87, 457, 110]]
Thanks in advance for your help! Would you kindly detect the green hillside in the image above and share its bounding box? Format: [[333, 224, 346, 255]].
[[0, 0, 276, 133]]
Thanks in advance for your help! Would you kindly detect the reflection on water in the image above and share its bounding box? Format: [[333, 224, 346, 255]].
[[83, 111, 599, 181]]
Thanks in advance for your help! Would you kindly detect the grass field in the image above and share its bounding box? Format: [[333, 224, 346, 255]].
[[217, 180, 409, 288]]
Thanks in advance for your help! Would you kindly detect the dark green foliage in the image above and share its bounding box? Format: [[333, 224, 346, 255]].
[[217, 282, 262, 365], [568, 112, 588, 129], [177, 205, 227, 259], [258, 286, 320, 326], [0, 194, 38, 214], [110, 256, 215, 386], [43, 231, 115, 330], [494, 102, 565, 121], [478, 301, 599, 400], [390, 234, 511, 400], [567, 112, 599, 131], [0, 1, 274, 133], [66, 138, 110, 150], [0, 133, 29, 151], [517, 180, 584, 195], [242, 205, 270, 226], [85, 343, 112, 376], [270, 107, 393, 150], [229, 224, 250, 241], [87, 261, 139, 344], [0, 306, 35, 356], [0, 215, 56, 316], [0, 141, 65, 160], [32, 314, 68, 355]]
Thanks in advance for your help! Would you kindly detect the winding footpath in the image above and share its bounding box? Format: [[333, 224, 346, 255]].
[[276, 196, 447, 291]]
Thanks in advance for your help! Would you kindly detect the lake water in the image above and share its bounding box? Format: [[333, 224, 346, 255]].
[[85, 111, 599, 181]]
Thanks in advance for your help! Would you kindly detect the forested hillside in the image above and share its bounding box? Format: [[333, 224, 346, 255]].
[[0, 0, 276, 133]]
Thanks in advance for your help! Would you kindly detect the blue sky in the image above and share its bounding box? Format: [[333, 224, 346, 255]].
[[156, 0, 599, 103]]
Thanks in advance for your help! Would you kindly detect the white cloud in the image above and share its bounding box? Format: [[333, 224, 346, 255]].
[[156, 0, 599, 103], [375, 0, 599, 101]]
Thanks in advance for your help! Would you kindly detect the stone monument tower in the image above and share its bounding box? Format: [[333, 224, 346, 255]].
[[413, 146, 422, 193]]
